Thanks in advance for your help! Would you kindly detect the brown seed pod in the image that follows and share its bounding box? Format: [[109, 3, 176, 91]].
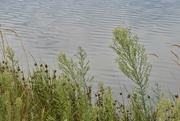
[[45, 64, 48, 68], [175, 94, 178, 98], [34, 63, 37, 66]]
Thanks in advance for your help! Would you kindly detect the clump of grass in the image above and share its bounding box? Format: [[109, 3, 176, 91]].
[[0, 25, 180, 121]]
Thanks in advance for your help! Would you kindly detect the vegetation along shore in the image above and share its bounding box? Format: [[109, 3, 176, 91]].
[[0, 25, 180, 121]]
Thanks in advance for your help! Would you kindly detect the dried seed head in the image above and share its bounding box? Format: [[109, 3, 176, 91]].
[[171, 104, 174, 108], [45, 64, 48, 68], [34, 63, 37, 66], [45, 70, 48, 73], [147, 95, 151, 99], [175, 94, 178, 98], [88, 86, 92, 91], [98, 93, 101, 97], [133, 93, 137, 98], [119, 92, 122, 95], [127, 94, 131, 99], [17, 66, 20, 71], [120, 104, 124, 108], [54, 70, 57, 73], [53, 75, 56, 79], [40, 64, 43, 67], [2, 66, 5, 70]]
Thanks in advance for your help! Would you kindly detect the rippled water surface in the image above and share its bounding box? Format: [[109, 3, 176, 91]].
[[1, 0, 180, 94]]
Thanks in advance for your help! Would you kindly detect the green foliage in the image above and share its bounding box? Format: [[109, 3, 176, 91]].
[[151, 82, 164, 102], [0, 25, 180, 121], [110, 27, 152, 119], [57, 46, 94, 93], [157, 98, 180, 121]]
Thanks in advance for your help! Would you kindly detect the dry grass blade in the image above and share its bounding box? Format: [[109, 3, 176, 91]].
[[0, 31, 4, 42], [171, 58, 180, 66], [149, 53, 159, 58], [171, 44, 180, 48], [4, 28, 19, 37], [170, 50, 179, 59], [0, 30, 6, 59]]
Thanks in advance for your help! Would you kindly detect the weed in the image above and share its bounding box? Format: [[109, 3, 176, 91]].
[[0, 25, 179, 121]]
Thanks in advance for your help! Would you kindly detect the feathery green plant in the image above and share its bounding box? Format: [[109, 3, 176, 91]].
[[57, 46, 94, 120], [110, 27, 152, 119], [57, 46, 94, 94]]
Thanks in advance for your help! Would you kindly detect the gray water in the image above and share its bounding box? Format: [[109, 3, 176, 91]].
[[0, 0, 180, 95]]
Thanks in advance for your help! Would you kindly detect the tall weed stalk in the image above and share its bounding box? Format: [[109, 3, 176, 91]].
[[110, 27, 152, 120]]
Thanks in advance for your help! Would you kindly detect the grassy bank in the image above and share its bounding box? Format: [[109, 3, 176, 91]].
[[0, 26, 180, 121]]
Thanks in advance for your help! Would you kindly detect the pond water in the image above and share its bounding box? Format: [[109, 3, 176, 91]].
[[0, 0, 180, 95]]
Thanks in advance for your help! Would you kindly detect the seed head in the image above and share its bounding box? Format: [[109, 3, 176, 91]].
[[17, 66, 20, 71], [175, 94, 178, 98], [54, 70, 57, 73], [34, 63, 37, 66], [127, 94, 131, 99], [45, 70, 48, 73]]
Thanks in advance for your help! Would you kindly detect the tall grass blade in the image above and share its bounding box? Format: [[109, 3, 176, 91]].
[[171, 58, 180, 66], [171, 44, 180, 48], [170, 50, 179, 59]]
